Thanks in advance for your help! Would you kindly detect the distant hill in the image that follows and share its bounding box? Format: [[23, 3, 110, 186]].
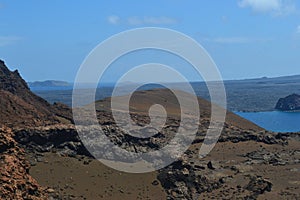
[[225, 74, 300, 84], [28, 80, 71, 87]]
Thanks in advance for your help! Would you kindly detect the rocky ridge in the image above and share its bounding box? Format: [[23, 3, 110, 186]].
[[0, 59, 72, 128]]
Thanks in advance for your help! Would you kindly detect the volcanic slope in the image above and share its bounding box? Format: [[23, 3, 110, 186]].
[[0, 59, 72, 128]]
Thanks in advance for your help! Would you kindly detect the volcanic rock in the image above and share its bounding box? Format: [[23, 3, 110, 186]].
[[275, 93, 300, 111], [0, 127, 48, 199], [245, 176, 272, 196]]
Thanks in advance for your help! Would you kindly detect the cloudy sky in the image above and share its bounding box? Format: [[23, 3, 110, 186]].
[[0, 0, 300, 82]]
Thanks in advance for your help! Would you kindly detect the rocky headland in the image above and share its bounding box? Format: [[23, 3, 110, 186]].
[[275, 93, 300, 111]]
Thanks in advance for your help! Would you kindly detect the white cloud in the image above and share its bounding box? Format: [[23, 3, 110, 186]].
[[203, 36, 272, 44], [238, 0, 280, 12], [107, 15, 178, 26], [0, 36, 22, 47], [238, 0, 296, 15], [107, 15, 120, 25]]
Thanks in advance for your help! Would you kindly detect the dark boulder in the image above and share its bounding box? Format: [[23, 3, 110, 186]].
[[245, 176, 272, 197], [275, 94, 300, 111]]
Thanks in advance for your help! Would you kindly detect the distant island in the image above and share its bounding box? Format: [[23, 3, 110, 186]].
[[28, 80, 72, 87], [275, 94, 300, 111]]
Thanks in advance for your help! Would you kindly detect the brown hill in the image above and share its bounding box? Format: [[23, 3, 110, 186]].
[[95, 88, 263, 131], [0, 60, 72, 128]]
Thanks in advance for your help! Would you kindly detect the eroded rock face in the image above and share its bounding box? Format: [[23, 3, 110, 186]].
[[275, 93, 300, 111], [0, 127, 48, 199]]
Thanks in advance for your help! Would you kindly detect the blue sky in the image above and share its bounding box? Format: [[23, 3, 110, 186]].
[[0, 0, 300, 82]]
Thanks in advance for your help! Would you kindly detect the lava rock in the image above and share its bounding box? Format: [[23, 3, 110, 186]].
[[245, 176, 272, 196], [275, 93, 300, 111]]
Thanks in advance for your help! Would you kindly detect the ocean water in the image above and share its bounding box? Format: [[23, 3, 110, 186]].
[[235, 111, 300, 133], [30, 86, 300, 133], [30, 86, 74, 91]]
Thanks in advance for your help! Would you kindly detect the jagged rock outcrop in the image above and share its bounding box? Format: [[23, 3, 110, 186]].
[[13, 125, 91, 157], [0, 127, 48, 199], [0, 59, 72, 128], [275, 93, 300, 111]]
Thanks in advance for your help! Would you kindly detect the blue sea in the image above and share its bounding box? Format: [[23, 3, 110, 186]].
[[235, 111, 300, 133], [30, 86, 300, 133]]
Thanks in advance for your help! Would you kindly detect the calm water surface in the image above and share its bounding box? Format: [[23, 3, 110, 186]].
[[235, 111, 300, 132]]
